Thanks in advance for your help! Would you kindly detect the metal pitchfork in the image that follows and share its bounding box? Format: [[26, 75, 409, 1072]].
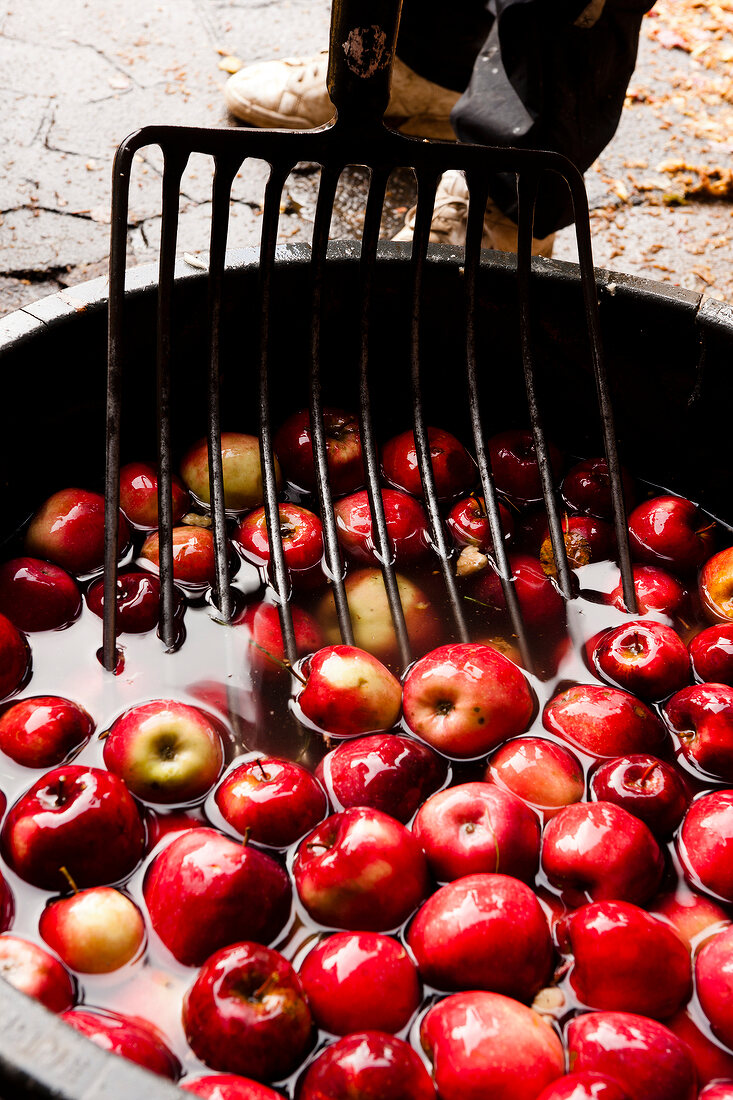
[[102, 0, 637, 677]]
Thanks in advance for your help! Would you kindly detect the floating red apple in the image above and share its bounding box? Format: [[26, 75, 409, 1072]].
[[237, 600, 323, 679], [0, 935, 76, 1012], [628, 494, 714, 573], [0, 696, 94, 769], [608, 564, 687, 617], [0, 612, 31, 700], [182, 941, 311, 1080], [334, 488, 430, 565], [561, 457, 635, 520], [293, 807, 428, 931], [412, 781, 540, 882], [486, 429, 563, 503], [236, 503, 324, 585], [86, 571, 183, 635], [565, 1011, 696, 1100], [25, 488, 130, 575], [143, 826, 291, 966], [402, 642, 534, 758], [316, 732, 447, 823], [140, 526, 218, 588], [296, 645, 402, 737], [588, 754, 689, 837], [407, 872, 553, 999], [119, 461, 189, 529], [382, 426, 476, 501], [421, 991, 564, 1100], [541, 801, 664, 907], [690, 623, 733, 686], [485, 737, 584, 817], [1, 764, 145, 891], [180, 1076, 281, 1100], [543, 684, 666, 758], [298, 931, 421, 1035], [592, 620, 690, 701], [298, 1032, 435, 1100], [61, 1008, 181, 1079], [274, 407, 364, 496], [679, 790, 733, 903], [559, 899, 691, 1019], [446, 495, 514, 551], [665, 682, 733, 781], [214, 756, 327, 847], [0, 557, 81, 632]]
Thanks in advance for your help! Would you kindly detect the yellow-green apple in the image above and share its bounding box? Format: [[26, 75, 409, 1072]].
[[40, 886, 145, 973], [181, 432, 281, 512]]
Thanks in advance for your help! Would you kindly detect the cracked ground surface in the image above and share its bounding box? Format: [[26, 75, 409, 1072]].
[[0, 0, 731, 317]]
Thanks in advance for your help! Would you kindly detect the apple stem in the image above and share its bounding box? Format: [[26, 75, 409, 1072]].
[[97, 728, 111, 741], [255, 759, 269, 782], [638, 762, 659, 787], [59, 866, 79, 895], [253, 970, 279, 1001], [242, 826, 251, 847], [247, 638, 307, 684]]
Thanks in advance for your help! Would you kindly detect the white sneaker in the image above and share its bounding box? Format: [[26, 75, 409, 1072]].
[[392, 169, 556, 257], [224, 53, 459, 140]]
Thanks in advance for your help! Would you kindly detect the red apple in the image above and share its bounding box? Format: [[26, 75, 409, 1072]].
[[274, 407, 364, 496], [486, 429, 563, 503], [541, 801, 664, 907], [316, 732, 447, 823], [298, 1031, 435, 1100], [0, 612, 31, 700], [182, 941, 311, 1079], [298, 931, 421, 1035], [536, 1075, 632, 1100], [140, 526, 218, 587], [539, 516, 615, 575], [700, 1085, 733, 1099], [407, 872, 553, 999], [293, 807, 428, 931], [40, 886, 145, 973], [143, 826, 291, 966], [628, 495, 714, 573], [420, 990, 564, 1100], [665, 683, 733, 781], [589, 755, 689, 837], [103, 699, 223, 805], [180, 1076, 281, 1100], [402, 642, 534, 758], [214, 756, 326, 847], [0, 869, 13, 932], [1, 764, 145, 891], [447, 495, 514, 552], [412, 782, 540, 882], [542, 684, 666, 758], [679, 791, 733, 903], [317, 567, 441, 666], [608, 564, 687, 617], [485, 737, 584, 817], [592, 620, 690, 701], [181, 433, 281, 511], [566, 1012, 696, 1100], [296, 645, 402, 738], [650, 889, 730, 948], [0, 696, 94, 769], [60, 1008, 180, 1079], [690, 624, 733, 686], [86, 571, 183, 635], [237, 601, 323, 679], [119, 461, 190, 529], [702, 548, 733, 623], [0, 934, 76, 1012], [0, 557, 81, 632], [665, 1008, 733, 1089], [473, 554, 566, 633], [561, 457, 635, 520], [334, 488, 431, 565], [25, 488, 130, 575], [696, 923, 733, 1050], [559, 899, 691, 1018], [235, 503, 324, 585], [381, 426, 475, 501], [145, 807, 204, 852]]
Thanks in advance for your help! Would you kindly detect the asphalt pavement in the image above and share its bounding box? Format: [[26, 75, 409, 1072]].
[[0, 0, 731, 316]]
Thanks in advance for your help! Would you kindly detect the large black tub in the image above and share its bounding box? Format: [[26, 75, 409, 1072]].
[[0, 242, 732, 1099]]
